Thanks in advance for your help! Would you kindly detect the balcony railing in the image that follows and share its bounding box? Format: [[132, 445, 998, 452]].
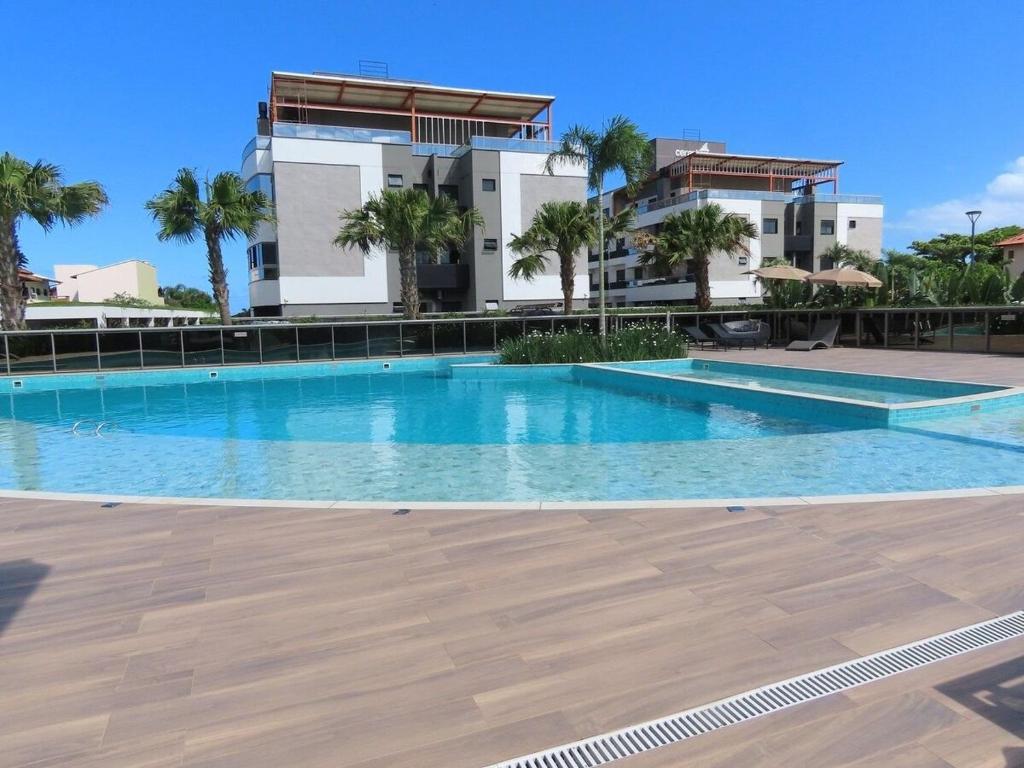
[[241, 135, 271, 163], [272, 123, 411, 144], [635, 189, 884, 215], [416, 263, 470, 290]]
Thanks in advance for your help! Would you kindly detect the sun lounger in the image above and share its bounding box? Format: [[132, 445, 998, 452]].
[[681, 325, 718, 349], [707, 321, 770, 349], [786, 318, 840, 351]]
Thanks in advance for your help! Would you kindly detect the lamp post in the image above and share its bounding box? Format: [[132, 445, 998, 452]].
[[966, 210, 982, 264]]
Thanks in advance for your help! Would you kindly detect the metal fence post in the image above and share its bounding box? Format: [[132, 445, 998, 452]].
[[462, 321, 468, 354], [50, 333, 57, 372], [398, 323, 404, 357], [138, 331, 144, 368], [492, 320, 497, 351], [179, 330, 186, 367], [914, 312, 920, 349], [985, 311, 991, 353], [257, 328, 264, 364], [431, 323, 436, 355], [95, 331, 102, 369], [855, 312, 862, 347], [222, 330, 228, 366], [364, 324, 370, 358], [3, 334, 9, 376], [883, 313, 889, 348], [948, 311, 954, 350]]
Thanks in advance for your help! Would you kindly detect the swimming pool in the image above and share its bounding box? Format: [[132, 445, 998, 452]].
[[0, 355, 1021, 502]]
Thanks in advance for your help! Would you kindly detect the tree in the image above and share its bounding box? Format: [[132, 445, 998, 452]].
[[160, 283, 217, 311], [508, 201, 634, 313], [636, 203, 758, 311], [822, 242, 875, 271], [146, 169, 272, 325], [0, 152, 108, 329], [335, 188, 482, 319], [544, 116, 652, 335], [910, 225, 1023, 266]]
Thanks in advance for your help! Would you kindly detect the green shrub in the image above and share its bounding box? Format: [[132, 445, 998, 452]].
[[498, 323, 687, 364]]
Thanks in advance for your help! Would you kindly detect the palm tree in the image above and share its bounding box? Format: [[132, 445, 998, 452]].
[[544, 116, 652, 335], [334, 188, 483, 319], [636, 203, 758, 311], [0, 152, 108, 329], [509, 201, 635, 313], [146, 168, 273, 325], [822, 242, 875, 271]]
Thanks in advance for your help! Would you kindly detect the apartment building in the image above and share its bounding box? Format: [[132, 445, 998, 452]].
[[590, 137, 884, 307], [241, 71, 588, 316]]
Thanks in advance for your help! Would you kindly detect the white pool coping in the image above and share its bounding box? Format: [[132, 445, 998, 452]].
[[1, 485, 1022, 511]]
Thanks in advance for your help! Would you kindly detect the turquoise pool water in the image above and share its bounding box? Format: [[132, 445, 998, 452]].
[[612, 359, 1003, 404], [0, 357, 1020, 501]]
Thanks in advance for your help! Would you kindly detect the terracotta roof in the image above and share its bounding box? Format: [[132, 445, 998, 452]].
[[994, 233, 1024, 247]]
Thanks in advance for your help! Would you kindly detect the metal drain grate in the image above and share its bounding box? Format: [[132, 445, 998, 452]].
[[484, 611, 1024, 768]]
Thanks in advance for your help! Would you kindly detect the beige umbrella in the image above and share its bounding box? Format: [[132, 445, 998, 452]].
[[805, 267, 882, 288], [744, 265, 811, 281]]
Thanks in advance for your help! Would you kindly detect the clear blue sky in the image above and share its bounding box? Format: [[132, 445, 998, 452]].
[[6, 0, 1023, 309]]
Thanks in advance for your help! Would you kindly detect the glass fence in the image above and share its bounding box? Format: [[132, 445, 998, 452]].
[[3, 308, 1024, 375]]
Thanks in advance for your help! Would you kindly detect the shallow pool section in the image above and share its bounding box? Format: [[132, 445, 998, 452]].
[[611, 358, 1005, 404], [0, 355, 1020, 502]]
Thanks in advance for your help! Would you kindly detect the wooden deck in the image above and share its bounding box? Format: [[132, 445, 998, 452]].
[[2, 492, 1023, 767]]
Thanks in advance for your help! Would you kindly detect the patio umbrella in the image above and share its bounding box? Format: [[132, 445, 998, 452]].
[[744, 265, 811, 281], [805, 267, 883, 288]]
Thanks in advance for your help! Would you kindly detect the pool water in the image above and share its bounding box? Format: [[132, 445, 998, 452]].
[[0, 360, 1020, 502], [614, 359, 1002, 404]]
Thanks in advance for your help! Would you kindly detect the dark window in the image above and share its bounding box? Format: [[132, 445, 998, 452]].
[[795, 221, 803, 235], [616, 269, 626, 282], [247, 246, 258, 270], [1009, 250, 1015, 261], [413, 183, 429, 193], [849, 219, 857, 229], [481, 178, 496, 192], [387, 173, 403, 187], [438, 184, 459, 201], [483, 238, 498, 251], [738, 256, 749, 266], [634, 267, 644, 281], [762, 218, 778, 235], [602, 207, 610, 218], [820, 219, 835, 236], [616, 238, 625, 250]]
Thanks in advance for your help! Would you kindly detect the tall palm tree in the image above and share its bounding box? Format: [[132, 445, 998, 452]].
[[636, 203, 758, 311], [146, 168, 273, 325], [0, 152, 108, 329], [335, 187, 483, 319], [509, 201, 635, 313], [544, 116, 652, 335]]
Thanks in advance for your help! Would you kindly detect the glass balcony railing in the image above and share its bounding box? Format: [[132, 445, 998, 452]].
[[411, 143, 460, 157], [636, 189, 883, 215], [272, 123, 411, 144], [241, 135, 271, 163]]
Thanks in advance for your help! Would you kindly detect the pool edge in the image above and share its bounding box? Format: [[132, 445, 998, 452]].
[[0, 485, 1017, 511]]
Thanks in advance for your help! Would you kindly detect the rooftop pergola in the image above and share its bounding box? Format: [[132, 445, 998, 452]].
[[668, 152, 843, 193], [269, 72, 554, 142]]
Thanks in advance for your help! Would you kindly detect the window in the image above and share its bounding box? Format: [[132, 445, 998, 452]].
[[762, 217, 778, 235], [634, 266, 644, 281], [483, 238, 498, 251], [413, 183, 429, 193], [848, 219, 857, 229], [820, 219, 835, 236], [602, 207, 610, 218], [247, 242, 279, 280], [738, 256, 749, 266], [616, 238, 625, 250], [481, 178, 496, 192], [615, 269, 626, 282], [795, 221, 803, 235], [1009, 250, 1016, 261], [386, 173, 403, 187], [245, 173, 274, 200], [438, 184, 459, 200]]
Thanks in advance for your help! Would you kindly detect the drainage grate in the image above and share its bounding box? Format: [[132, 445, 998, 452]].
[[484, 611, 1024, 768]]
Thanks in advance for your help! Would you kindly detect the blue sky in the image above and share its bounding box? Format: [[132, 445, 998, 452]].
[[5, 0, 1023, 309]]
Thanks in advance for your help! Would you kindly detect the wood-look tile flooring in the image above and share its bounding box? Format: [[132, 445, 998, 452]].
[[2, 492, 1023, 767], [691, 346, 1024, 386]]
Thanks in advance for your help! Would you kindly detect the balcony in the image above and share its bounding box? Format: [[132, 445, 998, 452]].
[[635, 189, 883, 216], [272, 123, 411, 144], [417, 263, 470, 290]]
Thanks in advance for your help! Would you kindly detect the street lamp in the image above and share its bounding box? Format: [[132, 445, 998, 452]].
[[966, 210, 982, 263]]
